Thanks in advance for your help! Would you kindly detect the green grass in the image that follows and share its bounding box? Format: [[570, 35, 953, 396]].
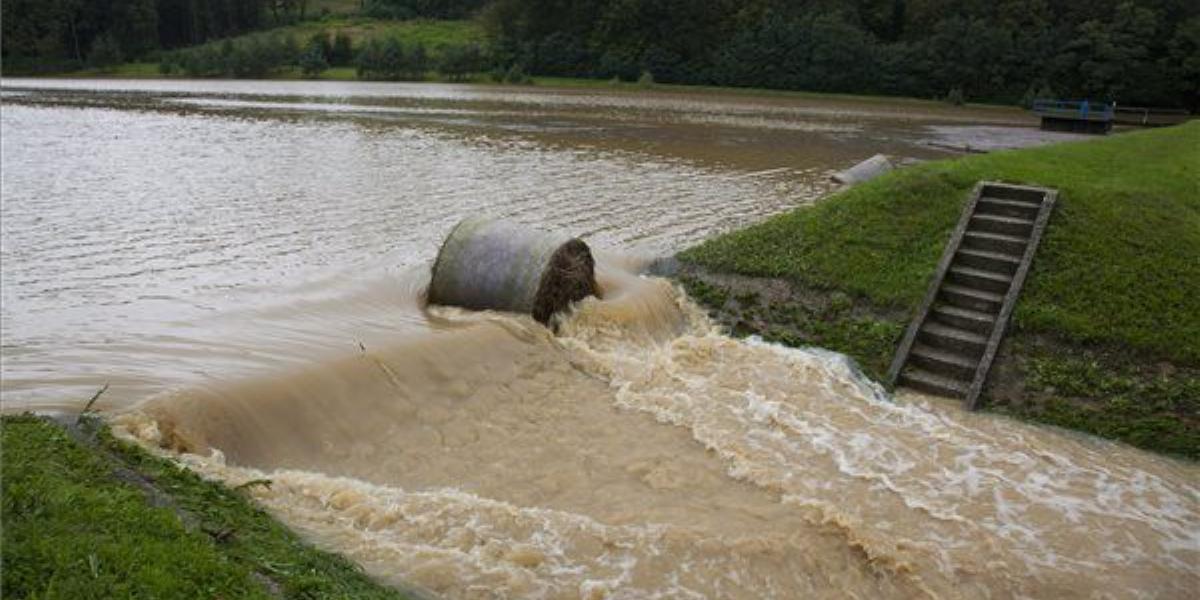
[[679, 123, 1199, 457], [1, 415, 415, 599], [1000, 395, 1197, 458], [59, 19, 483, 80], [757, 308, 903, 382], [681, 122, 1200, 364], [311, 0, 364, 17], [65, 62, 163, 78], [1006, 348, 1199, 458], [264, 17, 482, 49], [69, 63, 362, 81]]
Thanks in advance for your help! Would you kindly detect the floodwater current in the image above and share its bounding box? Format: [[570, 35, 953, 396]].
[[1, 79, 1196, 598]]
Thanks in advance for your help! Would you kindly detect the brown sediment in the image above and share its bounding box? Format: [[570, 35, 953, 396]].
[[113, 259, 1200, 599]]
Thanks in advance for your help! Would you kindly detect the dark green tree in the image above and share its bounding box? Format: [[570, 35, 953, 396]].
[[1167, 17, 1200, 110], [438, 43, 483, 81], [299, 40, 329, 77], [88, 31, 123, 70], [307, 32, 332, 62], [408, 43, 429, 79], [380, 37, 405, 79], [330, 31, 354, 66]]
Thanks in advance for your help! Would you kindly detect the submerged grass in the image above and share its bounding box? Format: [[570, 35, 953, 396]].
[[679, 275, 902, 383], [682, 122, 1200, 364], [1005, 347, 1200, 458], [1, 414, 415, 599]]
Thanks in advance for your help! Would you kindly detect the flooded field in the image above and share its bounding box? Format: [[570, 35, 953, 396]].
[[1, 79, 1195, 598]]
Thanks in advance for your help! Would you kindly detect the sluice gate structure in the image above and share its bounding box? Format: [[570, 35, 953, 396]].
[[888, 182, 1057, 410], [1032, 99, 1114, 134]]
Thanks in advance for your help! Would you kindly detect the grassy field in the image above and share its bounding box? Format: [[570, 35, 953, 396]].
[[268, 17, 482, 48], [311, 0, 364, 17], [1, 414, 419, 599], [61, 19, 481, 80], [679, 122, 1200, 458]]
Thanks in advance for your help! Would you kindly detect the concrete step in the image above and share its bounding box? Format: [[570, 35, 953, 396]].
[[977, 196, 1041, 219], [955, 247, 1021, 275], [939, 283, 1004, 313], [963, 230, 1028, 255], [970, 213, 1035, 237], [932, 304, 996, 334], [918, 321, 988, 357], [908, 344, 978, 379], [947, 265, 1013, 294], [982, 184, 1046, 205], [899, 367, 969, 399]]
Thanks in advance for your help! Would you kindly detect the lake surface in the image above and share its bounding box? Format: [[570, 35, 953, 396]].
[[2, 78, 963, 409], [2, 79, 1194, 599]]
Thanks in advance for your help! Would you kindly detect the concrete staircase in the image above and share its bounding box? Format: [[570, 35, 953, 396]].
[[888, 182, 1057, 409]]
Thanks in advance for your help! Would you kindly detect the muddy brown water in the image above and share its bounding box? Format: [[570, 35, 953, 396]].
[[2, 80, 1195, 598]]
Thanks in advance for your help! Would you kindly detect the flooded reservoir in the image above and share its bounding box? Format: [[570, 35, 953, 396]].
[[1, 80, 1196, 598]]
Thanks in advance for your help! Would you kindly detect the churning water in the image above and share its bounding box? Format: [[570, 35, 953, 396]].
[[1, 80, 1195, 598]]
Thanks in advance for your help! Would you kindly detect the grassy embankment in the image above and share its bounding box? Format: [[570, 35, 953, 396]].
[[1, 414, 420, 599], [679, 122, 1200, 459]]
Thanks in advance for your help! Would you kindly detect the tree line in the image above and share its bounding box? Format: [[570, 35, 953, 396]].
[[4, 0, 1196, 110], [2, 0, 319, 73], [481, 0, 1199, 109]]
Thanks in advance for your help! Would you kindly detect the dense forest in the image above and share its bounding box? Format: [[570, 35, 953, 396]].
[[481, 0, 1199, 109], [3, 0, 1197, 109], [2, 0, 288, 72]]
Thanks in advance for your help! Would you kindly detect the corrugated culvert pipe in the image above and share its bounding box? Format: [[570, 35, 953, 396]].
[[427, 217, 598, 325]]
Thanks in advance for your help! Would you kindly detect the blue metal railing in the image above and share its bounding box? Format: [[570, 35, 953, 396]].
[[1031, 99, 1115, 121]]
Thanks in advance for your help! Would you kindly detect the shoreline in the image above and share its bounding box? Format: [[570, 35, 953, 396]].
[[7, 64, 1030, 115], [673, 122, 1200, 460], [672, 262, 1200, 460]]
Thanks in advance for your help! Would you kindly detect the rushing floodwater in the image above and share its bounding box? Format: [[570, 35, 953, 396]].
[[2, 79, 1196, 598]]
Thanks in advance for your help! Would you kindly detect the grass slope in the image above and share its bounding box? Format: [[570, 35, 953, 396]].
[[682, 122, 1200, 364], [271, 17, 483, 49], [68, 19, 482, 80], [1, 415, 415, 599]]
